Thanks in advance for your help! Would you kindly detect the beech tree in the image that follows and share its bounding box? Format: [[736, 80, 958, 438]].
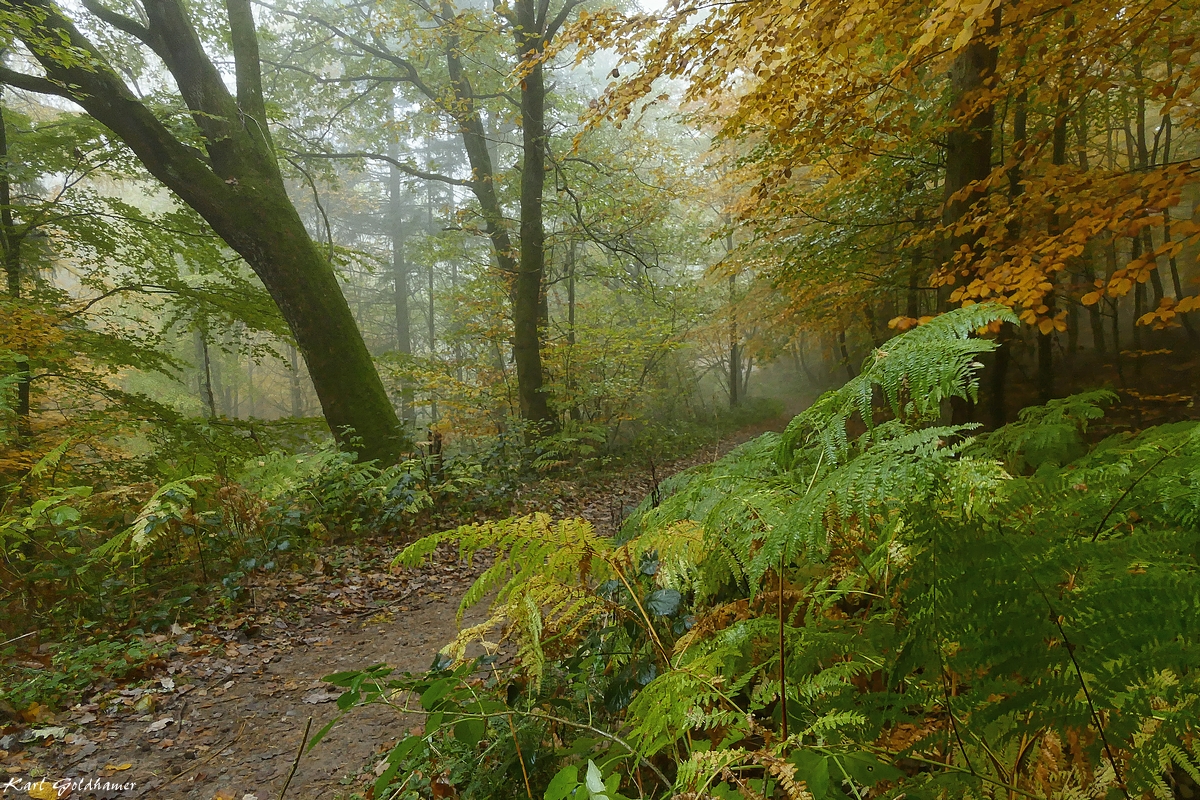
[[0, 0, 407, 462], [276, 0, 585, 432]]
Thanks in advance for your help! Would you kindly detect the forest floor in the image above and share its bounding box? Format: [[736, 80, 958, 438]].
[[1, 419, 783, 800]]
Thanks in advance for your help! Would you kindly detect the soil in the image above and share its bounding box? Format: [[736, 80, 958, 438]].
[[2, 422, 782, 800]]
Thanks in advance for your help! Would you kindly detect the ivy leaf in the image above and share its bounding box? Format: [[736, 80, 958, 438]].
[[645, 588, 681, 616]]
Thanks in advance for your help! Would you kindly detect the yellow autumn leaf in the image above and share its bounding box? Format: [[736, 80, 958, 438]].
[[27, 781, 59, 800], [1080, 291, 1102, 306], [952, 21, 975, 51], [1177, 296, 1200, 313]]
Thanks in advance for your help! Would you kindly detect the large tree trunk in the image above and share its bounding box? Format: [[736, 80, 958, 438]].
[[942, 10, 1000, 264], [2, 0, 406, 462], [440, 5, 552, 430], [512, 0, 554, 427]]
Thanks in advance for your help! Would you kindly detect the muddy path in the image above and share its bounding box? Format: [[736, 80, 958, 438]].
[[4, 424, 779, 800]]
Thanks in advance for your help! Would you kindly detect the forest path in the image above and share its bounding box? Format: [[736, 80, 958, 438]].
[[16, 421, 781, 800]]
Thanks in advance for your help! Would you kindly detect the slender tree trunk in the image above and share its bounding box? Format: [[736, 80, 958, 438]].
[[1107, 239, 1122, 354], [0, 95, 30, 434], [439, 0, 551, 431], [992, 88, 1027, 428], [3, 0, 406, 461], [795, 336, 819, 385], [288, 344, 303, 418], [388, 99, 415, 427], [1156, 61, 1196, 341], [1132, 70, 1166, 307], [1039, 81, 1071, 403], [729, 274, 740, 408], [906, 263, 920, 320], [839, 331, 856, 381], [247, 357, 256, 418], [566, 241, 582, 422], [425, 184, 438, 425], [197, 328, 217, 419]]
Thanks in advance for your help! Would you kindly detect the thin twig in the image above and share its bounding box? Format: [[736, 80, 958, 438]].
[[507, 713, 535, 800], [151, 721, 246, 793], [1092, 446, 1176, 541], [278, 716, 313, 800], [0, 630, 36, 648], [778, 551, 788, 742], [1000, 527, 1131, 799], [864, 747, 1046, 800]]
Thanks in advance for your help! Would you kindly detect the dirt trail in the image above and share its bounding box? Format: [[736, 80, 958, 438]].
[[6, 424, 778, 800]]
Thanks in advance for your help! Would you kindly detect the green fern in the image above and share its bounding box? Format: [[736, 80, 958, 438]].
[[378, 306, 1200, 799]]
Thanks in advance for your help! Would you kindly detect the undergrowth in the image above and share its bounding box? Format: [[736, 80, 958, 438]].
[[0, 398, 775, 712], [328, 304, 1200, 800]]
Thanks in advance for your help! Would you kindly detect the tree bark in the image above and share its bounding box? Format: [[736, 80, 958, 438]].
[[838, 331, 856, 381], [566, 241, 582, 422], [195, 328, 217, 419], [2, 0, 406, 461], [288, 344, 303, 418], [0, 95, 30, 433], [729, 274, 740, 408], [942, 9, 1000, 265], [511, 0, 554, 427], [387, 97, 415, 427]]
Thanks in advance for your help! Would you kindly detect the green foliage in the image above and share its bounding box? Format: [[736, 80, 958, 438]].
[[338, 305, 1200, 799], [0, 438, 481, 676], [971, 388, 1117, 473], [0, 638, 169, 712]]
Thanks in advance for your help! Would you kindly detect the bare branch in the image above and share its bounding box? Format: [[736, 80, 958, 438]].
[[287, 149, 475, 188], [546, 0, 584, 40]]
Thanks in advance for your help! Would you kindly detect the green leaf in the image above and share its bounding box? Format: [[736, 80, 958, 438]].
[[545, 765, 580, 800], [791, 750, 831, 799], [585, 760, 609, 799], [306, 717, 339, 753], [645, 588, 682, 616], [420, 678, 453, 710], [453, 718, 486, 748], [840, 752, 904, 786]]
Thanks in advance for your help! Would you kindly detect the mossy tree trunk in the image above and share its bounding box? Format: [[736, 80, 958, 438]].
[[0, 0, 407, 462], [511, 0, 555, 427], [0, 94, 30, 435]]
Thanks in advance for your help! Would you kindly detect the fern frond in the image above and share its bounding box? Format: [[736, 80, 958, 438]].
[[776, 303, 1016, 470]]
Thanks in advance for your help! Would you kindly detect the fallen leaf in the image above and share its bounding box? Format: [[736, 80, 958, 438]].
[[27, 727, 67, 741], [26, 780, 59, 799], [146, 718, 173, 733], [102, 763, 132, 771], [302, 691, 340, 704]]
